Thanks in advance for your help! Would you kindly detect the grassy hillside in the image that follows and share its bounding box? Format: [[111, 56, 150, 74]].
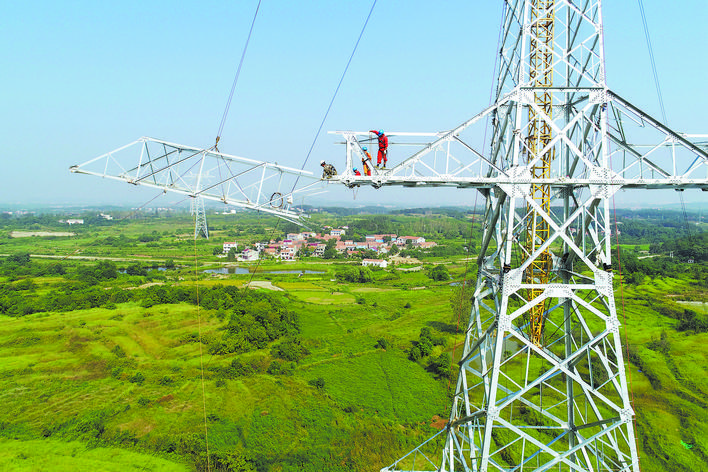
[[0, 209, 706, 471]]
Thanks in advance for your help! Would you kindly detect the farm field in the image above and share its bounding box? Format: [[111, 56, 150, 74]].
[[0, 208, 706, 471]]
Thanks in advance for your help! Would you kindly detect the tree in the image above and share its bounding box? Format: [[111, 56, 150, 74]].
[[6, 253, 30, 265], [126, 264, 147, 276], [95, 260, 118, 280], [227, 247, 237, 261], [428, 264, 450, 281], [323, 239, 337, 259], [213, 246, 223, 256], [431, 353, 452, 379]]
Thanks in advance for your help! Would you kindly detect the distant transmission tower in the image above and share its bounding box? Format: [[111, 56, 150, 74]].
[[191, 195, 209, 239], [332, 1, 708, 471]]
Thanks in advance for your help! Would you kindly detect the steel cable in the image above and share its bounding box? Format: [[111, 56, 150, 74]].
[[290, 0, 378, 192]]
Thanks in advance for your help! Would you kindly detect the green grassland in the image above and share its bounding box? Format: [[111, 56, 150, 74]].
[[0, 209, 706, 471]]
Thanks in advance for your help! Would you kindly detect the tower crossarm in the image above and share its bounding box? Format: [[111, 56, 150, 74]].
[[328, 87, 708, 191], [70, 137, 320, 224]]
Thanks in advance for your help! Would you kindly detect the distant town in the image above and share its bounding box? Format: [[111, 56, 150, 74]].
[[220, 226, 436, 265]]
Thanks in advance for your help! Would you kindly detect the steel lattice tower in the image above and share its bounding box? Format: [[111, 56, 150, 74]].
[[332, 1, 707, 471], [191, 195, 209, 239], [71, 1, 708, 469]]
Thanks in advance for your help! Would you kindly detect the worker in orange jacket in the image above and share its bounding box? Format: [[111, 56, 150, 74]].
[[361, 148, 372, 176]]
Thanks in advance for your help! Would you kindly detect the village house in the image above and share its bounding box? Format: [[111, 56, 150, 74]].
[[234, 228, 432, 262], [239, 248, 260, 261], [314, 243, 327, 257], [222, 241, 239, 253], [396, 236, 426, 247], [280, 247, 296, 261]]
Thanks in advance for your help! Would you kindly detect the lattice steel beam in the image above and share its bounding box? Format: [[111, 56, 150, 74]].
[[70, 137, 319, 225]]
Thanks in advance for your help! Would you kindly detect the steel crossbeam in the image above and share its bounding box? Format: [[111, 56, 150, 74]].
[[70, 137, 319, 225]]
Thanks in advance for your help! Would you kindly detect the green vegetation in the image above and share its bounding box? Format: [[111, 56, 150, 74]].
[[0, 206, 706, 471]]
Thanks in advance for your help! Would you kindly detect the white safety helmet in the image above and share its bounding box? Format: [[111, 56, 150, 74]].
[[320, 160, 325, 165]]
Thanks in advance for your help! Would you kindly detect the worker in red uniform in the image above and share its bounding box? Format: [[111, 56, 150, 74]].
[[369, 129, 388, 168], [353, 168, 361, 176]]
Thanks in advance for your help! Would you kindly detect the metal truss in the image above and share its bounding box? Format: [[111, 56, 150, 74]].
[[190, 195, 209, 239], [330, 89, 708, 192], [331, 1, 707, 471], [70, 137, 320, 225]]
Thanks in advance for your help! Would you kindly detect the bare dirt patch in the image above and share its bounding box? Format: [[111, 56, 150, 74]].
[[430, 415, 448, 430], [244, 281, 283, 291], [10, 231, 75, 237]]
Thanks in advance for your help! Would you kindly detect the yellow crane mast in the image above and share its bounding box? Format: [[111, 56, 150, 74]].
[[525, 0, 554, 346]]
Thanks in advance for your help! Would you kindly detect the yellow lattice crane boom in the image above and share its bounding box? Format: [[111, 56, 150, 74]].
[[525, 0, 555, 346]]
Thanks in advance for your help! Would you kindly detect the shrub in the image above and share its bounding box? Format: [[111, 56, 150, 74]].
[[308, 377, 325, 389], [409, 346, 422, 361], [266, 361, 294, 376], [158, 375, 174, 386], [128, 372, 145, 385], [430, 353, 452, 379], [428, 264, 450, 281], [271, 337, 309, 362], [111, 345, 126, 358]]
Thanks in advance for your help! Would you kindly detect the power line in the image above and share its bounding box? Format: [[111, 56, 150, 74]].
[[291, 0, 378, 192], [215, 0, 263, 149], [637, 0, 693, 238]]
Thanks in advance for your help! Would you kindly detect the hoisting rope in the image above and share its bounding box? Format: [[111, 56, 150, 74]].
[[290, 0, 378, 192], [193, 236, 211, 472], [214, 0, 263, 151], [637, 0, 666, 124], [196, 3, 263, 468]]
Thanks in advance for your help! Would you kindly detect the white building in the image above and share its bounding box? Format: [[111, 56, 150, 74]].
[[280, 247, 297, 260], [223, 242, 238, 253], [362, 259, 388, 268], [239, 248, 260, 261], [314, 243, 327, 257]]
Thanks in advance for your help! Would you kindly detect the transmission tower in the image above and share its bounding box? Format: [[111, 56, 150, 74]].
[[331, 1, 708, 471], [190, 195, 209, 239]]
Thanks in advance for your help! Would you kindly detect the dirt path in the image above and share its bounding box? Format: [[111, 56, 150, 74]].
[[244, 281, 283, 291]]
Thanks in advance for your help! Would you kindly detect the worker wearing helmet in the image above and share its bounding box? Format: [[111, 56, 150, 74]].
[[353, 167, 361, 176], [369, 129, 388, 168], [361, 146, 373, 175], [361, 156, 372, 177], [320, 160, 337, 179]]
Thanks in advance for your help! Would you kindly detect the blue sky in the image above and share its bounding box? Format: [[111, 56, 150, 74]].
[[1, 1, 706, 209]]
